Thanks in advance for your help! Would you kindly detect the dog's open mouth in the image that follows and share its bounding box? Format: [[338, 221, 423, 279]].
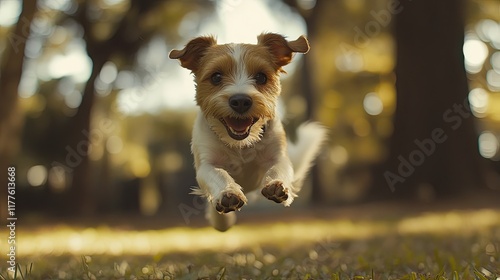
[[220, 117, 258, 140]]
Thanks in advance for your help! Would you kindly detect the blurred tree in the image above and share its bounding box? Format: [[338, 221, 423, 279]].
[[67, 0, 166, 215], [376, 0, 498, 199], [67, 0, 214, 215], [0, 0, 37, 219]]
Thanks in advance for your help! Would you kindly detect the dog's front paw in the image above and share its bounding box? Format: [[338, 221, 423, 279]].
[[262, 180, 289, 203], [215, 192, 246, 213]]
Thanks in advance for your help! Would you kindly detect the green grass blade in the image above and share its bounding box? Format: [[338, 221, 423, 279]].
[[217, 266, 226, 280], [473, 267, 488, 280]]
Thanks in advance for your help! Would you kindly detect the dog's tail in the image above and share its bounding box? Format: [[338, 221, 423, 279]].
[[288, 122, 328, 190]]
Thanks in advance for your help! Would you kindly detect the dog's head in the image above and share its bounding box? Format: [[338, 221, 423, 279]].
[[169, 33, 309, 148]]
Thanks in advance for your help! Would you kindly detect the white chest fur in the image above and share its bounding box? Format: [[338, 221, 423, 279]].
[[192, 113, 277, 192]]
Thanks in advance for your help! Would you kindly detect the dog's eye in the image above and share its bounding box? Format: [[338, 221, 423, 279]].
[[211, 72, 222, 85], [254, 72, 267, 85]]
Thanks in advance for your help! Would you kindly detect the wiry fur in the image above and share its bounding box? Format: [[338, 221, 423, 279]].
[[170, 33, 327, 231]]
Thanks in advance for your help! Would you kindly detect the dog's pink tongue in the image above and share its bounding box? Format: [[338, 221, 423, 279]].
[[224, 117, 253, 132]]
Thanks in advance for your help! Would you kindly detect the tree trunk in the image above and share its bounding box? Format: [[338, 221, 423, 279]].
[[67, 0, 164, 215], [67, 54, 108, 215], [0, 0, 37, 219], [292, 0, 328, 204], [379, 0, 494, 199]]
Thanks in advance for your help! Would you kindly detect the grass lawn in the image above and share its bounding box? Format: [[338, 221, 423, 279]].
[[1, 206, 499, 279]]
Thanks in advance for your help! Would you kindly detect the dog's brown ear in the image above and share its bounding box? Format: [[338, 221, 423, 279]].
[[169, 36, 217, 72], [257, 33, 310, 68]]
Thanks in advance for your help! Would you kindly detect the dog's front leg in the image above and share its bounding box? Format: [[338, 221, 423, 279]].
[[261, 155, 296, 206], [195, 163, 247, 213]]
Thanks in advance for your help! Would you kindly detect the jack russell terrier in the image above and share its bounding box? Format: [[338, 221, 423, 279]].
[[169, 33, 327, 231]]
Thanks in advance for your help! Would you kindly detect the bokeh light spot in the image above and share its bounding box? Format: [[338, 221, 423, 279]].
[[353, 118, 371, 137], [491, 52, 500, 72], [463, 38, 488, 74], [468, 88, 489, 117], [486, 69, 500, 91], [161, 152, 184, 173], [475, 19, 500, 48], [297, 0, 316, 10], [47, 49, 92, 82], [336, 51, 364, 72], [27, 165, 48, 187], [48, 166, 67, 192], [330, 145, 349, 166], [478, 131, 499, 159], [99, 61, 118, 84], [64, 90, 82, 109], [140, 181, 161, 216], [130, 158, 151, 178], [0, 0, 21, 26], [106, 135, 124, 154], [363, 92, 383, 116]]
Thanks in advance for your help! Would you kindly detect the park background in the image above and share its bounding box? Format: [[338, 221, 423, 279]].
[[0, 0, 499, 278]]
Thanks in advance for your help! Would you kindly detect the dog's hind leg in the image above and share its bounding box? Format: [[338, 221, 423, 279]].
[[205, 203, 237, 232]]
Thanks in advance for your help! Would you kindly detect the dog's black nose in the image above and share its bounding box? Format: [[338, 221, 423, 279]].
[[229, 94, 252, 114]]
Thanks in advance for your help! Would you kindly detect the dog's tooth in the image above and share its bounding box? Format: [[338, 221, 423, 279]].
[[230, 127, 249, 135]]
